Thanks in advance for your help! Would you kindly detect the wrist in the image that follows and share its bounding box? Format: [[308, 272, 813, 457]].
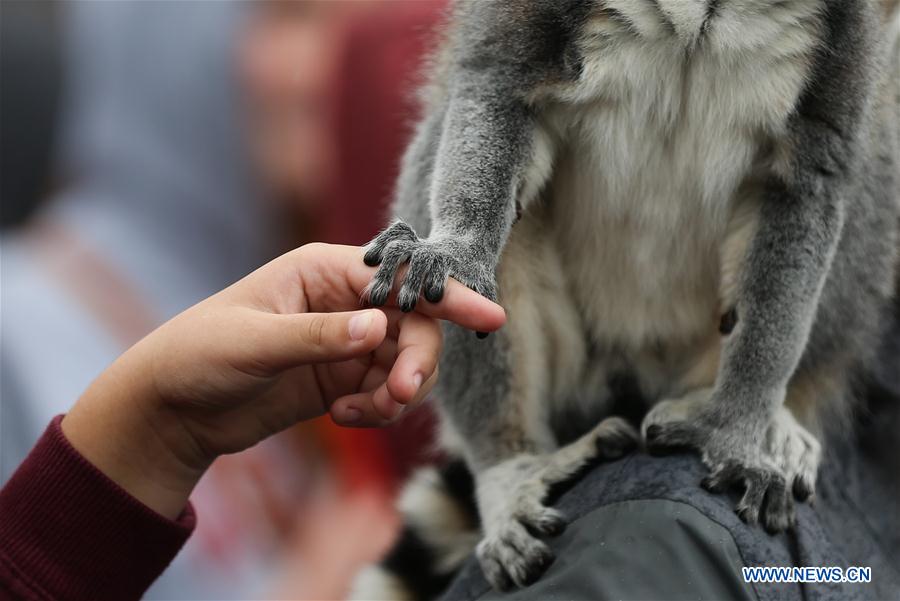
[[62, 342, 205, 520]]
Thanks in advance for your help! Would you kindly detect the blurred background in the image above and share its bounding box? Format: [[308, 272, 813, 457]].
[[0, 1, 449, 598], [2, 3, 900, 600]]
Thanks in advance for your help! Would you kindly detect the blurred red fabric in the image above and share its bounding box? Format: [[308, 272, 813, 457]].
[[324, 0, 447, 247], [319, 0, 449, 495]]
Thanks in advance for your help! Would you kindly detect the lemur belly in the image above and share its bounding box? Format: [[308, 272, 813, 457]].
[[513, 2, 819, 402], [548, 131, 732, 349]]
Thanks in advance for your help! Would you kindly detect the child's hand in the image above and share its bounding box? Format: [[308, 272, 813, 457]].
[[62, 243, 506, 518]]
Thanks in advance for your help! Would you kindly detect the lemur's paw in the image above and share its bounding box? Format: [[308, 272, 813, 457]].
[[362, 219, 497, 313], [642, 395, 807, 533], [594, 416, 640, 459], [476, 523, 555, 590], [476, 457, 563, 590], [473, 419, 635, 590]]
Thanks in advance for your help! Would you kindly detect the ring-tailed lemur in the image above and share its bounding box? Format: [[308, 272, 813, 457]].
[[355, 0, 900, 597]]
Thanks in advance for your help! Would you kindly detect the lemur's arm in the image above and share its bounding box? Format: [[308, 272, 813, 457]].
[[364, 1, 583, 313], [364, 78, 536, 311], [648, 0, 879, 490], [430, 80, 534, 255]]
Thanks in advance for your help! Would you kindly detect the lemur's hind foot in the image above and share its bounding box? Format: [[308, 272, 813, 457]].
[[643, 391, 821, 533], [476, 417, 638, 590]]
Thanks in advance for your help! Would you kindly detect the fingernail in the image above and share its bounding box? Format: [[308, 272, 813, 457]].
[[412, 372, 424, 393], [342, 407, 362, 423], [348, 311, 373, 341]]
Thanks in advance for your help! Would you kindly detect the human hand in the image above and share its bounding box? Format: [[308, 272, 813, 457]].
[[62, 243, 505, 518]]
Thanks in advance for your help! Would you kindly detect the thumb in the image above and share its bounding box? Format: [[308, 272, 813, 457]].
[[260, 309, 387, 369]]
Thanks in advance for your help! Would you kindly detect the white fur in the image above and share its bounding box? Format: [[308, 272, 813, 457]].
[[349, 567, 415, 601], [399, 469, 481, 574], [512, 1, 821, 404]]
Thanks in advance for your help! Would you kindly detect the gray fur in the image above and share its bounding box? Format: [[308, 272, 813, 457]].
[[361, 0, 900, 595]]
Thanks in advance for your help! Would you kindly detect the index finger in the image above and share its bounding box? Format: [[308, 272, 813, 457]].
[[296, 243, 507, 333]]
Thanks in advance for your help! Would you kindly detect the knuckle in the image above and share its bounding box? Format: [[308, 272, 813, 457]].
[[304, 315, 329, 347]]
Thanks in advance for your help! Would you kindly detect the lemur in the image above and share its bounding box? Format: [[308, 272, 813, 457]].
[[355, 0, 900, 597]]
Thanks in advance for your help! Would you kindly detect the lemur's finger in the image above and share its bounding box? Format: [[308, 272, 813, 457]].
[[364, 220, 417, 266], [397, 254, 436, 313], [423, 260, 449, 303], [367, 241, 413, 306]]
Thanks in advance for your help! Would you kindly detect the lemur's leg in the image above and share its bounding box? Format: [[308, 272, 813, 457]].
[[645, 2, 877, 530], [642, 197, 821, 532], [474, 417, 637, 590], [436, 219, 638, 591]]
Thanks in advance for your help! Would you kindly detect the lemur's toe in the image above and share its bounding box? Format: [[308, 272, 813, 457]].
[[644, 422, 697, 456], [522, 507, 566, 537], [477, 525, 555, 590], [792, 472, 815, 502], [761, 476, 795, 534], [595, 417, 639, 459], [737, 468, 774, 526], [701, 461, 745, 494], [713, 462, 796, 532], [478, 552, 513, 592]]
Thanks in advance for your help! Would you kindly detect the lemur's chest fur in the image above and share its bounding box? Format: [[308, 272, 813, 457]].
[[527, 0, 822, 350]]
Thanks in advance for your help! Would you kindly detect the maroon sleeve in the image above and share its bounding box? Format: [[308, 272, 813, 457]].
[[0, 416, 195, 601]]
